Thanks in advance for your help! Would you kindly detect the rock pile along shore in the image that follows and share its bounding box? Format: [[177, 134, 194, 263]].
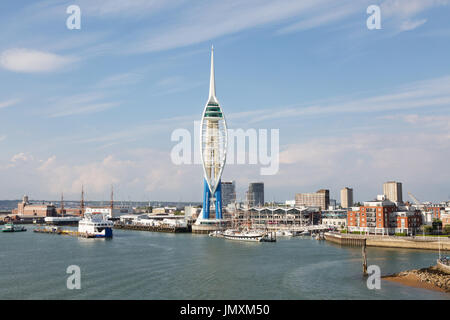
[[388, 266, 450, 293]]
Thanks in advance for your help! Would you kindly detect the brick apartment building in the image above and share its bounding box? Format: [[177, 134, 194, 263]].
[[347, 196, 422, 235]]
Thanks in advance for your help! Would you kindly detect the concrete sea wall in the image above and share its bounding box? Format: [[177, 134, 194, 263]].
[[324, 232, 450, 251]]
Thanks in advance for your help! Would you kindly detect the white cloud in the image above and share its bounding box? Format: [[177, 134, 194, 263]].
[[277, 3, 359, 34], [381, 0, 449, 17], [96, 72, 142, 88], [380, 0, 448, 32], [0, 99, 20, 109], [45, 92, 119, 118], [0, 48, 75, 73], [0, 150, 202, 201], [129, 0, 341, 53], [244, 75, 450, 124], [400, 19, 427, 31]]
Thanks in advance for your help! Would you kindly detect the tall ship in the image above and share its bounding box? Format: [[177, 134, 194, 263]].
[[78, 212, 113, 238]]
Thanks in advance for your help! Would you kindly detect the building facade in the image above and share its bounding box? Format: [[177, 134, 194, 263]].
[[14, 195, 56, 218], [322, 209, 347, 228], [347, 199, 422, 235], [340, 187, 353, 209], [84, 206, 133, 219], [246, 182, 264, 207], [295, 189, 329, 211], [383, 181, 403, 203], [221, 181, 236, 207]]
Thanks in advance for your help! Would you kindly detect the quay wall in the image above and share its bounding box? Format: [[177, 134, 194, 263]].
[[114, 223, 191, 233], [324, 232, 450, 251]]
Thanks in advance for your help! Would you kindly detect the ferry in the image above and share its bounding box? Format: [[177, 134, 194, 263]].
[[2, 223, 27, 232], [78, 212, 113, 238]]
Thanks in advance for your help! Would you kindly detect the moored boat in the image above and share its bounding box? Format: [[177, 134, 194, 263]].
[[223, 229, 276, 242], [1, 223, 27, 232], [78, 212, 113, 238]]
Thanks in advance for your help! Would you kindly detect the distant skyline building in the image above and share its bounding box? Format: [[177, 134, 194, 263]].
[[383, 181, 403, 203], [341, 187, 353, 209], [246, 182, 264, 207], [200, 47, 228, 220], [295, 189, 330, 211], [221, 181, 236, 207]]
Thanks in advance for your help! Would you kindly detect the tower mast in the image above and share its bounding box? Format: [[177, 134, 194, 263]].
[[80, 185, 85, 216], [61, 192, 64, 216], [110, 184, 114, 219]]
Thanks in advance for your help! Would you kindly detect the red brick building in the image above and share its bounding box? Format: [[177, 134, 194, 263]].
[[12, 195, 56, 218], [425, 206, 444, 220], [347, 197, 422, 235]]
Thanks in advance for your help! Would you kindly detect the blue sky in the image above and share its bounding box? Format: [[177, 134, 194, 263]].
[[0, 0, 449, 203]]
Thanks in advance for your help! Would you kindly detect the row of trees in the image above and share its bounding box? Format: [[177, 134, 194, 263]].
[[422, 219, 450, 235]]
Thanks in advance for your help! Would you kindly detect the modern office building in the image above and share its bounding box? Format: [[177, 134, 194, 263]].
[[246, 182, 264, 207], [295, 189, 329, 211], [383, 181, 403, 203], [199, 46, 228, 220], [221, 181, 236, 207], [340, 187, 353, 209]]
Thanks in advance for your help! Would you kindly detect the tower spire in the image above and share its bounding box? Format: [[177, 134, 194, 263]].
[[209, 45, 216, 101]]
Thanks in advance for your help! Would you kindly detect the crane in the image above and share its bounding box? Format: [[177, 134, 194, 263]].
[[408, 192, 421, 205]]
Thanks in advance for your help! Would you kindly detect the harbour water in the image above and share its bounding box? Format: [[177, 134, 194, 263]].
[[0, 226, 448, 300]]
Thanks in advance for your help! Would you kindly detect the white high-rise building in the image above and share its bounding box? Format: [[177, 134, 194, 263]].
[[383, 181, 403, 203], [340, 187, 353, 209]]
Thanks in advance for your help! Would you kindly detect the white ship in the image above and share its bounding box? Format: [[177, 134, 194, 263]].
[[223, 229, 275, 242], [78, 212, 113, 238]]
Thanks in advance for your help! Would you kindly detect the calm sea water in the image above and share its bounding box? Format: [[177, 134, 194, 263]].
[[0, 226, 448, 300]]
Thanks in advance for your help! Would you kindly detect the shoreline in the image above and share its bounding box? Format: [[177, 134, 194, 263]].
[[383, 266, 450, 293]]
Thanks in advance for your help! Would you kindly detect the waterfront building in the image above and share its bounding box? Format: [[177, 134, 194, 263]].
[[13, 195, 56, 218], [198, 46, 228, 221], [347, 198, 396, 234], [221, 181, 236, 207], [246, 182, 264, 207], [347, 198, 422, 235], [84, 206, 133, 219], [425, 205, 445, 220], [152, 207, 177, 214], [340, 187, 353, 209], [394, 210, 422, 235], [383, 181, 403, 203], [295, 189, 329, 211], [244, 206, 321, 227], [322, 209, 347, 229]]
